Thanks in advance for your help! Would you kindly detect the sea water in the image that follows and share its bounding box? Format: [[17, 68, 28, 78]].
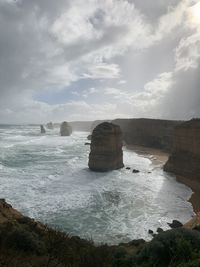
[[0, 124, 194, 244]]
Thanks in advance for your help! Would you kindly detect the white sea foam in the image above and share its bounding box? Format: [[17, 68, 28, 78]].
[[0, 125, 194, 244]]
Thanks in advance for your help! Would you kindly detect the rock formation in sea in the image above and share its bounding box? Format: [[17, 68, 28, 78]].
[[88, 122, 124, 172], [60, 121, 72, 136], [46, 122, 54, 129], [164, 119, 200, 182], [40, 125, 46, 134]]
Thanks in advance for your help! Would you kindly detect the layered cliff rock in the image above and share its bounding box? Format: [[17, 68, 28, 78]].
[[112, 118, 182, 152], [88, 122, 124, 171], [60, 121, 72, 136], [164, 119, 200, 182]]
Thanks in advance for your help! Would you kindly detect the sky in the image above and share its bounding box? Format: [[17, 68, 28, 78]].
[[0, 0, 200, 123]]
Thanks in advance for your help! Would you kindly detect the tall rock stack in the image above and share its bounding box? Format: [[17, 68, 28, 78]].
[[164, 119, 200, 182], [88, 122, 124, 172], [60, 121, 72, 136], [40, 125, 46, 134]]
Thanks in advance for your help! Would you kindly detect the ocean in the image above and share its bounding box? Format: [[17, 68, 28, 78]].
[[0, 124, 194, 244]]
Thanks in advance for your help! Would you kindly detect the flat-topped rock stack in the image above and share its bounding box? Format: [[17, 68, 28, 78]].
[[60, 121, 72, 136], [88, 122, 124, 172], [40, 125, 46, 134]]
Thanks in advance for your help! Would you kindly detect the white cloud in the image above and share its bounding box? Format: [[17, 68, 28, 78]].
[[175, 32, 200, 71], [0, 0, 200, 123], [82, 63, 121, 79]]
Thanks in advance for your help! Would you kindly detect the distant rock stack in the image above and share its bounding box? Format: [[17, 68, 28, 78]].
[[46, 122, 54, 129], [40, 125, 46, 134], [88, 122, 124, 172], [60, 121, 72, 136]]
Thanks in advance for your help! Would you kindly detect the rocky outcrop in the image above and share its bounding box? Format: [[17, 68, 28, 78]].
[[87, 134, 92, 140], [0, 199, 22, 223], [164, 119, 200, 182], [46, 122, 54, 129], [112, 118, 182, 152], [60, 121, 72, 136], [40, 125, 46, 134], [88, 122, 124, 172], [184, 213, 200, 230]]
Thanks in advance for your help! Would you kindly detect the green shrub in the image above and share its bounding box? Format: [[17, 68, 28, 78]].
[[134, 228, 200, 267], [5, 228, 45, 255]]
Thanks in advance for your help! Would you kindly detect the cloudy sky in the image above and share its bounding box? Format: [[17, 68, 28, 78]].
[[0, 0, 200, 123]]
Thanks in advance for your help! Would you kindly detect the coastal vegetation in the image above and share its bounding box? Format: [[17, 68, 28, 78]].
[[0, 199, 200, 267]]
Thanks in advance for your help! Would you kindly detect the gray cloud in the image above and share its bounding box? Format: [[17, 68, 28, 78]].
[[0, 0, 199, 123]]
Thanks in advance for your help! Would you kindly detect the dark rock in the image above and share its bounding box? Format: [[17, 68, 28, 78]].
[[60, 121, 72, 136], [148, 229, 154, 234], [126, 167, 131, 170], [84, 142, 91, 145], [88, 122, 124, 172], [87, 134, 92, 140], [128, 239, 146, 247], [40, 125, 46, 134], [168, 220, 183, 229], [132, 169, 140, 173], [157, 227, 164, 233]]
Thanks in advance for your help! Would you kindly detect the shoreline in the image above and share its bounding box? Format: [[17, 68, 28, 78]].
[[126, 144, 200, 215]]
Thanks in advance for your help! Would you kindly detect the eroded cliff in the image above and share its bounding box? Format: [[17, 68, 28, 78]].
[[164, 119, 200, 182], [112, 118, 182, 152]]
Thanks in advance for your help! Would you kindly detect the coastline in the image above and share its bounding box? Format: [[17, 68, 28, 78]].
[[176, 176, 200, 214], [125, 144, 169, 165], [126, 145, 200, 215]]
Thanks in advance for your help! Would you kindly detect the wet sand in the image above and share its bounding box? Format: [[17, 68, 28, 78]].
[[176, 176, 200, 214], [126, 145, 169, 166], [126, 145, 200, 214]]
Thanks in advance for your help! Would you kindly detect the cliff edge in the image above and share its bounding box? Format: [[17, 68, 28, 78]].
[[164, 119, 200, 182]]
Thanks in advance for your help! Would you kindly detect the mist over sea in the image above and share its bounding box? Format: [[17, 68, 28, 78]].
[[0, 124, 194, 244]]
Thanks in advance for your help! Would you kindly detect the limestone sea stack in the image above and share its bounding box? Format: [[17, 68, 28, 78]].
[[88, 122, 124, 172], [164, 119, 200, 182], [60, 121, 72, 136], [40, 125, 46, 134], [46, 122, 54, 129]]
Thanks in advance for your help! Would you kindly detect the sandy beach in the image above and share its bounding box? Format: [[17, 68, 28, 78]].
[[126, 145, 169, 165], [126, 145, 200, 214], [176, 176, 200, 214]]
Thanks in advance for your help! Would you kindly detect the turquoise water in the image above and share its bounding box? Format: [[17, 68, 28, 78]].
[[0, 125, 194, 244]]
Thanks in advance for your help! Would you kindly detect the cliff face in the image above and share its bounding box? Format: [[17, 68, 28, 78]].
[[112, 118, 182, 152], [60, 121, 72, 136], [69, 121, 94, 132], [164, 119, 200, 182], [88, 122, 124, 172]]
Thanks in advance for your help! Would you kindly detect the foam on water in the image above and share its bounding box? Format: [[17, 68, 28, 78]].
[[0, 125, 194, 244]]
